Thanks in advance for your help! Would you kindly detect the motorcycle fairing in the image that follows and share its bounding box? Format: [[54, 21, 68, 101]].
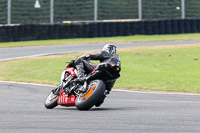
[[57, 88, 75, 106], [66, 68, 77, 77]]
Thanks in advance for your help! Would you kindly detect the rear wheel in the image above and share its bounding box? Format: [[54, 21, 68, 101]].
[[44, 91, 58, 109], [75, 80, 106, 110]]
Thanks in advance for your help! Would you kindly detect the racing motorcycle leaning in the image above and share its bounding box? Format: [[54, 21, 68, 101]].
[[44, 58, 121, 110]]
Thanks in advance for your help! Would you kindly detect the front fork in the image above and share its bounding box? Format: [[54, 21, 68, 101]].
[[53, 74, 73, 95], [52, 83, 62, 95], [54, 70, 88, 97]]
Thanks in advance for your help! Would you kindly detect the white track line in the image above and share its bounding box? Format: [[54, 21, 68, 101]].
[[0, 80, 200, 96], [114, 89, 200, 96], [0, 80, 55, 87], [0, 51, 75, 62]]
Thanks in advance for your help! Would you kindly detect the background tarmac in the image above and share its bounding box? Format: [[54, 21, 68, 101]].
[[1, 40, 200, 61]]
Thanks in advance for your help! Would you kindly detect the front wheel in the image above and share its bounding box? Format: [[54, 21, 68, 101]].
[[44, 91, 58, 109], [75, 80, 106, 110]]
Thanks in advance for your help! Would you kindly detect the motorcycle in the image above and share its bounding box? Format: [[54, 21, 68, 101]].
[[44, 59, 121, 110]]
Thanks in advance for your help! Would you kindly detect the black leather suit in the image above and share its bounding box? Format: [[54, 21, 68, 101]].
[[75, 51, 121, 92]]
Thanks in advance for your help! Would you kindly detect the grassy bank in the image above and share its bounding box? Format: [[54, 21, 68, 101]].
[[1, 33, 200, 48], [0, 44, 200, 93]]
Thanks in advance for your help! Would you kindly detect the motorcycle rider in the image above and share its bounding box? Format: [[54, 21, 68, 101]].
[[72, 44, 121, 94]]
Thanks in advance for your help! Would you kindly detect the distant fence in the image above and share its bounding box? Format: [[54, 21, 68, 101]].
[[1, 0, 200, 24], [0, 19, 200, 42]]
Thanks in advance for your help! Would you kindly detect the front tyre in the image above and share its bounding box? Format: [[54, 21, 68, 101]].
[[75, 80, 106, 110], [44, 91, 58, 109]]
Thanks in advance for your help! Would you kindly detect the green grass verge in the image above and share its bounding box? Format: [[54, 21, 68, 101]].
[[1, 33, 200, 48], [118, 47, 200, 93], [0, 45, 200, 93]]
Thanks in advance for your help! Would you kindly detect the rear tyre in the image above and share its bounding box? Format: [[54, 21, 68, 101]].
[[44, 91, 58, 109], [75, 80, 106, 110]]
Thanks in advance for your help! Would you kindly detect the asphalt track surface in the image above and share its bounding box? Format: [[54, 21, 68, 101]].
[[0, 40, 200, 61], [1, 40, 200, 133], [1, 81, 200, 133]]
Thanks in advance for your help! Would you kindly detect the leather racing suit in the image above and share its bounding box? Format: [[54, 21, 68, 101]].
[[75, 51, 121, 92]]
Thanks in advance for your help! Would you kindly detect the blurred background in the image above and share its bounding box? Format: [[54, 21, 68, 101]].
[[0, 0, 200, 42], [1, 0, 200, 24]]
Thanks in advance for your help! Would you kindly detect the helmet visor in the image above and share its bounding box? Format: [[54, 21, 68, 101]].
[[110, 45, 116, 54]]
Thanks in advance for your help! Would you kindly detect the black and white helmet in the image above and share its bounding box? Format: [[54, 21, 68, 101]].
[[102, 44, 117, 54]]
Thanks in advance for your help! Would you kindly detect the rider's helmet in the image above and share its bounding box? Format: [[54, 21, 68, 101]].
[[102, 44, 117, 54]]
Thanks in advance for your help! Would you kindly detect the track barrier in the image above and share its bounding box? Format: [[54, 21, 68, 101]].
[[0, 19, 200, 42]]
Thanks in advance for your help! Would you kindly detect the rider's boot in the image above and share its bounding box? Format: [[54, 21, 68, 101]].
[[72, 64, 86, 83], [73, 76, 86, 83], [73, 63, 100, 83]]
